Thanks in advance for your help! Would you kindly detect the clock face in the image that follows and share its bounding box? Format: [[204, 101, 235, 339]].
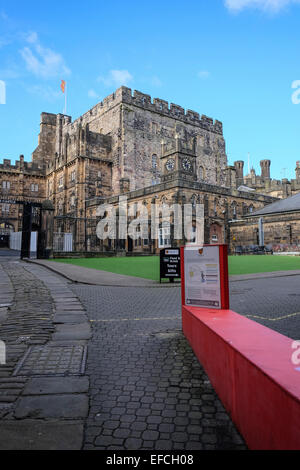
[[182, 158, 192, 172], [165, 159, 175, 172]]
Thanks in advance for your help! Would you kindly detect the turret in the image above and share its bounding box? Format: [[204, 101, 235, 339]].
[[234, 161, 244, 186], [260, 159, 271, 180], [296, 161, 300, 182]]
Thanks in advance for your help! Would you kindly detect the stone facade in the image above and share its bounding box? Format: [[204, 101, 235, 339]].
[[229, 213, 300, 253], [0, 155, 46, 235], [0, 86, 279, 252], [232, 159, 300, 199]]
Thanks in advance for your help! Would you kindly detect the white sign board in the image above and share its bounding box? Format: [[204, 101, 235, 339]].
[[184, 246, 221, 309]]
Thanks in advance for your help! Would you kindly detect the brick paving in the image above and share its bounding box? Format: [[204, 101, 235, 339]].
[[230, 275, 300, 339], [72, 284, 246, 450], [0, 257, 90, 449], [1, 253, 300, 450]]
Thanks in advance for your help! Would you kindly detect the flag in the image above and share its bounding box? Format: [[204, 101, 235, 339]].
[[61, 80, 66, 93]]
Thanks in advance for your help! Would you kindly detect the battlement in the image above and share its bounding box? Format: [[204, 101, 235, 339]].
[[68, 86, 223, 135], [0, 154, 44, 175]]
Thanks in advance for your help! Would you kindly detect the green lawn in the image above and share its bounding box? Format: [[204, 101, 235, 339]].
[[52, 254, 300, 280]]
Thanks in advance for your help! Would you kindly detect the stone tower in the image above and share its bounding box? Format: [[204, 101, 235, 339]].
[[296, 161, 300, 182], [234, 161, 244, 187], [260, 160, 271, 180]]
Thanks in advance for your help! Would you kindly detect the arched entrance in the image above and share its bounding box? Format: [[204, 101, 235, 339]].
[[0, 222, 14, 248]]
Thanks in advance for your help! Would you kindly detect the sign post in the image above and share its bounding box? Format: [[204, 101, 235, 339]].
[[160, 248, 181, 283], [180, 244, 229, 309]]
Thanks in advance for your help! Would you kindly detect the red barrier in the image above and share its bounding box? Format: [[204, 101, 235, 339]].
[[182, 305, 300, 449]]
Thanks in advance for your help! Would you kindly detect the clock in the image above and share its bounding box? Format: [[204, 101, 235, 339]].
[[182, 158, 192, 172], [165, 159, 175, 172]]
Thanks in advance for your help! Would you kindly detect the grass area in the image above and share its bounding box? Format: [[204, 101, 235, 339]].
[[228, 254, 300, 275], [53, 256, 161, 280], [52, 254, 300, 280]]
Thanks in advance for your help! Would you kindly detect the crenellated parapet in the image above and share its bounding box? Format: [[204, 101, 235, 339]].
[[0, 155, 45, 175], [69, 86, 223, 135]]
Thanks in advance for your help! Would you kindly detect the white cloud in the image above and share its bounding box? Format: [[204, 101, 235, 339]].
[[0, 66, 20, 80], [225, 0, 300, 13], [27, 84, 62, 101], [20, 32, 70, 79], [0, 37, 11, 49], [151, 76, 162, 87], [98, 69, 133, 87], [197, 70, 210, 79], [88, 88, 99, 99], [0, 11, 9, 21]]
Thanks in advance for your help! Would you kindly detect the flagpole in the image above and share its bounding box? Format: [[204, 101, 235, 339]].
[[64, 82, 67, 115]]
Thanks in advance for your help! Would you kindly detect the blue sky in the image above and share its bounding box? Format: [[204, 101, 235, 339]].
[[1, 0, 300, 180]]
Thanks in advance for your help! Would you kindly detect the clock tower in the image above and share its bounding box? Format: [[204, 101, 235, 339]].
[[160, 135, 197, 182]]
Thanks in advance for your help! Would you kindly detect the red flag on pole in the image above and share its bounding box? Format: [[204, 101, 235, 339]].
[[61, 80, 66, 93]]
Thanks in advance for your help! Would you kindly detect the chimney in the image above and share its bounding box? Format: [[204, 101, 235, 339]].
[[296, 161, 300, 182], [234, 161, 244, 186], [260, 159, 271, 179]]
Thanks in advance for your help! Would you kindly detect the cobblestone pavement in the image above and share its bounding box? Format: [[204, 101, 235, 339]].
[[230, 275, 300, 339], [72, 284, 246, 450], [0, 258, 90, 450], [2, 253, 300, 450]]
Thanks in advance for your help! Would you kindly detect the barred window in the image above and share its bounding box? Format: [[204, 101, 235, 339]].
[[31, 183, 38, 192], [2, 181, 10, 190]]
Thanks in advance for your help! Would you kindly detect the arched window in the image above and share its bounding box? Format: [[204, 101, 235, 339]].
[[231, 202, 237, 219], [191, 194, 197, 209], [199, 166, 204, 181], [152, 154, 157, 170]]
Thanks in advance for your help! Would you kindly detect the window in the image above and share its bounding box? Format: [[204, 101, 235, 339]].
[[152, 154, 157, 169], [71, 171, 76, 182], [97, 171, 102, 187], [158, 227, 171, 248], [2, 181, 10, 190], [59, 176, 63, 188], [2, 204, 10, 213], [199, 166, 204, 180], [214, 199, 217, 216], [70, 196, 75, 208], [58, 200, 63, 214], [31, 183, 38, 192], [48, 181, 53, 196], [232, 203, 237, 219]]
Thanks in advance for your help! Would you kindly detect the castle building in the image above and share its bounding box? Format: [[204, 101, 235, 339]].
[[0, 87, 277, 253], [231, 159, 300, 199], [229, 192, 300, 253]]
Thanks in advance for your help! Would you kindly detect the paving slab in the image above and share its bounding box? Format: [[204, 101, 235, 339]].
[[28, 259, 177, 287], [0, 420, 84, 450], [14, 394, 89, 419], [0, 307, 8, 323], [52, 323, 91, 341], [23, 376, 89, 395], [53, 313, 87, 324]]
